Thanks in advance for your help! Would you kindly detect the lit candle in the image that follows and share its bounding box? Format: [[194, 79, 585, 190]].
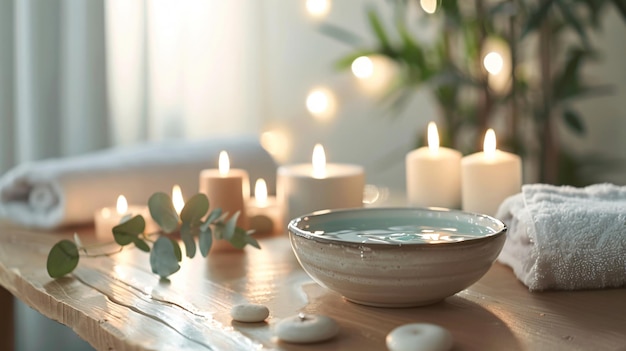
[[199, 150, 249, 229], [94, 195, 155, 240], [406, 122, 462, 208], [461, 129, 522, 216], [246, 178, 282, 234], [277, 144, 365, 225], [172, 184, 184, 215]]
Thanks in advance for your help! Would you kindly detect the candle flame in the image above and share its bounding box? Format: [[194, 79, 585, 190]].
[[172, 185, 184, 215], [312, 143, 327, 179], [254, 178, 268, 208], [483, 129, 497, 159], [427, 122, 440, 154], [218, 150, 230, 176], [116, 195, 128, 214]]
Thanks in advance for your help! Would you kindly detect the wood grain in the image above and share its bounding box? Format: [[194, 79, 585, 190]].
[[1, 225, 625, 351]]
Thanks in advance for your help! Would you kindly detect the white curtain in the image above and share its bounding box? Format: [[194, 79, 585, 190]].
[[0, 0, 264, 175], [0, 0, 110, 174]]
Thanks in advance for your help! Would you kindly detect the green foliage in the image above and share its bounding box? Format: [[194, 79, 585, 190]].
[[322, 0, 626, 184], [47, 240, 79, 278], [46, 192, 260, 279]]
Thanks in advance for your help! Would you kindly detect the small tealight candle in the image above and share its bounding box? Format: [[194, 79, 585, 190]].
[[246, 178, 282, 234], [94, 195, 155, 240], [461, 129, 522, 216], [277, 144, 365, 226], [406, 122, 462, 208], [199, 150, 249, 229]]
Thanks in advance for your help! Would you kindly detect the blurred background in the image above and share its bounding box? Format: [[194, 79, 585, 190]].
[[0, 0, 624, 349]]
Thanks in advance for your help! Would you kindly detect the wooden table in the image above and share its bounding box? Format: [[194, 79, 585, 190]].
[[1, 225, 625, 351]]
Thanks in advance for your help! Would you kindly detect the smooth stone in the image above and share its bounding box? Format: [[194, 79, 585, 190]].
[[386, 323, 453, 351], [230, 304, 270, 323], [273, 313, 339, 343]]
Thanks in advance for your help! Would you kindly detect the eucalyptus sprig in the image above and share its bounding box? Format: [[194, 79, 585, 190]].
[[46, 192, 260, 279]]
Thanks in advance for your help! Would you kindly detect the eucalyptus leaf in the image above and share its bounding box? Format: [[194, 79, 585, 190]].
[[133, 238, 150, 252], [180, 222, 197, 258], [180, 193, 209, 224], [113, 215, 146, 246], [245, 233, 261, 250], [47, 240, 79, 278], [222, 211, 240, 241], [199, 226, 213, 257], [148, 192, 180, 233], [612, 0, 626, 20], [150, 236, 180, 279], [201, 208, 223, 231]]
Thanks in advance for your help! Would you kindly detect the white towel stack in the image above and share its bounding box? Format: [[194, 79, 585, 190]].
[[496, 183, 626, 291], [0, 136, 277, 229]]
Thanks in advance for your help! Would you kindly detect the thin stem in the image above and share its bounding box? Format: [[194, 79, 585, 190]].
[[81, 246, 124, 258]]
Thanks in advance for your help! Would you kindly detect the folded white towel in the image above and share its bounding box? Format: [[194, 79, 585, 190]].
[[0, 136, 277, 229], [496, 183, 626, 291]]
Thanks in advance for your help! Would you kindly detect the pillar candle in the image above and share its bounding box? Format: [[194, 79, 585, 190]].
[[199, 151, 249, 230], [406, 122, 462, 208], [277, 144, 365, 225], [461, 129, 522, 216]]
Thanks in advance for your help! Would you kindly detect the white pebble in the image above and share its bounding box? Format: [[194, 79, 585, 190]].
[[386, 323, 453, 351], [273, 313, 339, 343], [230, 304, 270, 323]]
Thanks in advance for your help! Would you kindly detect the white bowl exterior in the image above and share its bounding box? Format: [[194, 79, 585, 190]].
[[289, 230, 505, 307]]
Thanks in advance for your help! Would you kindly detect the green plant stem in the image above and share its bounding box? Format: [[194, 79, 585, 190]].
[[539, 7, 558, 183]]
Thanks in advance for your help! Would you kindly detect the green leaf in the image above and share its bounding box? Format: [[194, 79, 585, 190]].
[[201, 208, 223, 231], [229, 227, 251, 249], [47, 240, 79, 278], [198, 226, 213, 257], [245, 233, 261, 250], [612, 0, 626, 20], [318, 23, 365, 47], [113, 215, 146, 246], [563, 109, 586, 135], [133, 238, 150, 252], [149, 236, 180, 279], [180, 222, 197, 258], [171, 238, 182, 262], [521, 0, 556, 38], [180, 193, 209, 224], [222, 211, 240, 241], [148, 192, 180, 233], [367, 8, 392, 52], [556, 1, 590, 49], [397, 24, 426, 71]]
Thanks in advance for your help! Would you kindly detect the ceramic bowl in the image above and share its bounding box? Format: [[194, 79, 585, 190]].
[[288, 207, 506, 307]]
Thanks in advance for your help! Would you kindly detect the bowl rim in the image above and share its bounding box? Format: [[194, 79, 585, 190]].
[[287, 207, 507, 248]]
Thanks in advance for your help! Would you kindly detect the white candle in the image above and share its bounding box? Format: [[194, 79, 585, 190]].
[[461, 129, 522, 216], [199, 150, 249, 229], [277, 144, 365, 225], [406, 122, 462, 208], [94, 195, 155, 240], [246, 178, 282, 234]]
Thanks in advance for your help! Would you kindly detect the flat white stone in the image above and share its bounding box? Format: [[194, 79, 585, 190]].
[[230, 304, 270, 323], [386, 323, 453, 351], [273, 314, 339, 343]]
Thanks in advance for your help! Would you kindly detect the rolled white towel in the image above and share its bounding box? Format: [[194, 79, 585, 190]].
[[0, 135, 277, 229], [496, 183, 626, 291]]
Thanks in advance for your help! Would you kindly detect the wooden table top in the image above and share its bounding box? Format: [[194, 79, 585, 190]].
[[1, 224, 625, 351]]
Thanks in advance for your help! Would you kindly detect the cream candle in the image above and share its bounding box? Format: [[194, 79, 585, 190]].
[[246, 178, 282, 235], [461, 129, 522, 216], [277, 144, 365, 226], [94, 195, 155, 240], [199, 150, 249, 229], [406, 122, 462, 208]]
